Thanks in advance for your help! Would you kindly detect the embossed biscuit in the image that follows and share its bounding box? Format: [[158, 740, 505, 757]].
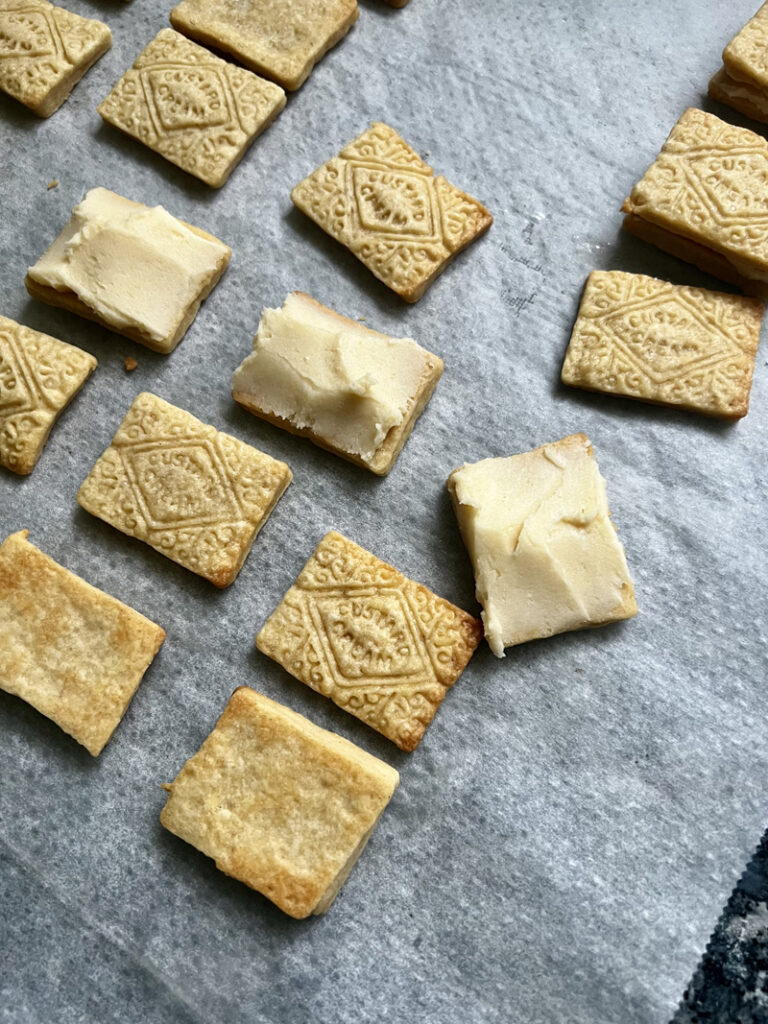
[[160, 686, 399, 918], [97, 29, 286, 188], [0, 0, 111, 117], [77, 393, 292, 587], [723, 2, 768, 90], [709, 66, 768, 125], [622, 108, 768, 296], [0, 315, 96, 474], [170, 0, 359, 92], [0, 530, 165, 756], [561, 271, 763, 419], [290, 122, 493, 302], [256, 531, 483, 751]]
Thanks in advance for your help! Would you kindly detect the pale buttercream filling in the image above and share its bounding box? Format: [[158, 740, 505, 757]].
[[231, 293, 433, 462], [28, 188, 228, 345], [451, 440, 632, 657]]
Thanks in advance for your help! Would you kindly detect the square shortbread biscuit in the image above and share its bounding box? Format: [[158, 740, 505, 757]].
[[256, 531, 482, 751], [622, 108, 768, 297], [447, 435, 637, 658], [561, 271, 763, 419], [0, 0, 111, 117], [709, 66, 768, 125], [160, 686, 399, 919], [97, 29, 286, 188], [231, 291, 444, 475], [0, 530, 165, 755], [723, 2, 768, 91], [290, 122, 493, 302], [77, 393, 292, 588], [170, 0, 359, 92], [25, 188, 231, 354], [0, 315, 96, 474]]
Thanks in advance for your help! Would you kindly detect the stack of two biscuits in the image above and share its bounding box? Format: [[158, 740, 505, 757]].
[[561, 102, 767, 421], [710, 2, 768, 125], [558, 9, 768, 422]]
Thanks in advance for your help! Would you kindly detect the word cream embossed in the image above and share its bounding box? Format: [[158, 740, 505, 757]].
[[98, 29, 286, 187], [256, 531, 483, 751], [623, 108, 768, 296], [291, 122, 493, 301], [561, 271, 762, 418], [77, 393, 292, 587]]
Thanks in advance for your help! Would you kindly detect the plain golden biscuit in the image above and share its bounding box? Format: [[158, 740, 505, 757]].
[[723, 2, 768, 90], [290, 122, 493, 302], [98, 29, 286, 187], [447, 435, 637, 657], [622, 108, 768, 297], [160, 686, 399, 919], [169, 0, 359, 92], [0, 530, 165, 755], [77, 393, 292, 587], [0, 0, 111, 117], [561, 271, 763, 419], [231, 292, 444, 475], [256, 531, 482, 751], [709, 66, 768, 125], [26, 188, 231, 354], [0, 315, 96, 474]]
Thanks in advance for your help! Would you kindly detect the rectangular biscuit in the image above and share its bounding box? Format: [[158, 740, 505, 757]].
[[0, 530, 165, 755], [77, 393, 292, 588], [160, 686, 399, 919], [170, 0, 359, 92], [290, 122, 492, 302], [231, 291, 444, 475], [97, 29, 286, 188], [0, 315, 96, 474], [723, 2, 768, 90], [256, 531, 483, 751], [447, 435, 637, 657], [25, 188, 231, 354], [561, 271, 763, 419], [0, 0, 111, 117], [622, 108, 768, 295]]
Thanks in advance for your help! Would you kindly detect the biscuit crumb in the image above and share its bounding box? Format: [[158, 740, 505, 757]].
[[47, 179, 59, 190], [124, 357, 138, 371]]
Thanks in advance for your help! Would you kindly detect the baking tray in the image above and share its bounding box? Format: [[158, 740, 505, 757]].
[[1, 1, 767, 1021]]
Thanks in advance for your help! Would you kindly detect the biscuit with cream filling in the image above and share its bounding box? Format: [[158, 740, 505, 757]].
[[447, 435, 636, 657], [26, 188, 230, 354], [231, 292, 443, 475]]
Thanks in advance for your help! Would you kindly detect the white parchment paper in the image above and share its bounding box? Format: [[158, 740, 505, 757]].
[[1, 2, 767, 1022]]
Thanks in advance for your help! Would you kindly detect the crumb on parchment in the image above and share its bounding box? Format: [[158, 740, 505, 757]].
[[124, 357, 138, 372]]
